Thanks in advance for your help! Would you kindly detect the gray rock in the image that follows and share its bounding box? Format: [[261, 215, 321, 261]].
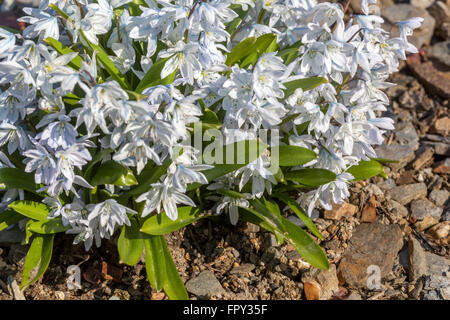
[[109, 296, 120, 300], [185, 271, 225, 297], [410, 199, 443, 220], [395, 123, 419, 147], [375, 144, 416, 169], [423, 142, 450, 156], [442, 211, 450, 222], [6, 275, 25, 300], [337, 222, 403, 288], [425, 252, 450, 277], [388, 183, 427, 205], [378, 178, 396, 191], [0, 225, 25, 245], [408, 237, 427, 282], [429, 189, 449, 207], [423, 290, 440, 300], [429, 41, 450, 67], [427, 0, 450, 27], [302, 264, 339, 300], [386, 199, 409, 219], [382, 4, 435, 48], [230, 263, 255, 274]]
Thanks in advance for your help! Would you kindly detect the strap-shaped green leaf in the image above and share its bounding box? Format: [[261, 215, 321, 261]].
[[0, 168, 36, 192], [276, 145, 317, 166], [283, 77, 328, 97], [141, 207, 203, 235], [143, 235, 188, 299], [44, 37, 82, 70], [273, 192, 324, 240], [90, 160, 137, 186], [21, 234, 54, 289], [285, 168, 336, 187], [346, 159, 386, 180], [118, 217, 144, 266], [225, 37, 256, 67], [9, 201, 49, 221], [28, 218, 70, 234], [0, 210, 24, 232], [135, 57, 177, 93], [280, 217, 329, 270], [79, 30, 130, 89]]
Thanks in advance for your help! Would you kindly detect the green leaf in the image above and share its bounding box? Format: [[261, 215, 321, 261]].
[[281, 217, 329, 270], [80, 30, 130, 89], [240, 33, 278, 68], [346, 160, 385, 181], [0, 210, 24, 232], [21, 234, 54, 289], [0, 168, 36, 192], [371, 157, 399, 164], [143, 235, 188, 299], [118, 217, 144, 266], [143, 234, 165, 290], [44, 37, 82, 70], [283, 77, 328, 97], [28, 218, 70, 234], [285, 168, 336, 187], [238, 207, 284, 245], [9, 201, 49, 221], [159, 236, 188, 300], [272, 193, 324, 240], [141, 207, 203, 235], [84, 148, 113, 181], [225, 37, 256, 67], [135, 57, 177, 93], [90, 160, 137, 186], [276, 145, 317, 166]]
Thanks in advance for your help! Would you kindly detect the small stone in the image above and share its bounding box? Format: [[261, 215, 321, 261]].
[[303, 281, 321, 300], [424, 142, 450, 156], [442, 210, 450, 221], [375, 144, 416, 169], [6, 276, 25, 300], [426, 221, 450, 243], [396, 170, 415, 185], [150, 292, 165, 300], [408, 237, 427, 282], [409, 61, 450, 99], [230, 263, 255, 274], [286, 250, 301, 261], [302, 264, 339, 300], [185, 271, 225, 297], [346, 291, 362, 300], [323, 202, 358, 220], [109, 296, 120, 300], [378, 178, 396, 191], [428, 1, 450, 27], [361, 196, 377, 223], [388, 183, 427, 205], [410, 199, 443, 221], [415, 216, 439, 232], [337, 222, 403, 288], [412, 146, 434, 170], [386, 200, 409, 219], [429, 41, 450, 68], [410, 0, 434, 9], [433, 158, 450, 174], [429, 189, 449, 207], [431, 117, 450, 137], [54, 291, 65, 300]]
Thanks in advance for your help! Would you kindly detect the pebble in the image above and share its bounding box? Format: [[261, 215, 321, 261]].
[[429, 189, 449, 207], [302, 264, 339, 300], [185, 271, 225, 297], [428, 41, 450, 68], [323, 202, 358, 220], [388, 183, 427, 205], [386, 199, 408, 219], [337, 222, 403, 288], [410, 199, 443, 221], [409, 61, 450, 99], [433, 158, 450, 174], [408, 237, 427, 282], [412, 146, 434, 170], [431, 117, 450, 137], [426, 221, 450, 244], [375, 144, 416, 169], [415, 216, 439, 232], [230, 263, 255, 275]]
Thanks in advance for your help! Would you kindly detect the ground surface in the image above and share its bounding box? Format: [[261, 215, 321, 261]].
[[0, 0, 449, 300]]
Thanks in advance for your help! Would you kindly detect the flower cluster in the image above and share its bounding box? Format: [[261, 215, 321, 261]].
[[0, 0, 422, 251]]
